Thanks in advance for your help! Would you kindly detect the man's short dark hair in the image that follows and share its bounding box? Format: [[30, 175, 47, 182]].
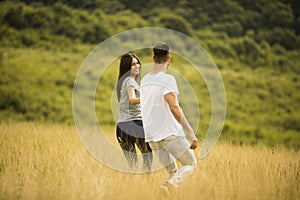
[[153, 42, 170, 64]]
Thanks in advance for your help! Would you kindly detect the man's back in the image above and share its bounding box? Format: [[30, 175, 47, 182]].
[[140, 72, 184, 142]]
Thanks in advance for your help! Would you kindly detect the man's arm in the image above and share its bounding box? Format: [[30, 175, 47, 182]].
[[164, 92, 198, 149]]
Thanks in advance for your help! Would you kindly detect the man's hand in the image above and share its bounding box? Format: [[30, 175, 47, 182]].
[[190, 139, 198, 150]]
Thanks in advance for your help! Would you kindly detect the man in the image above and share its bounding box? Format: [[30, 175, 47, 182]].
[[140, 42, 198, 192]]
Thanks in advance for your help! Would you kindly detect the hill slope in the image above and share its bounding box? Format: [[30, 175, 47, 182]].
[[0, 0, 299, 148]]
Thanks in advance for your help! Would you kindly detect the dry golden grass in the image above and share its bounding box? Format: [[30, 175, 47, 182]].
[[0, 122, 299, 200]]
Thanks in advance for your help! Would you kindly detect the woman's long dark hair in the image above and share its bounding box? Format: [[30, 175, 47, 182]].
[[117, 53, 142, 102]]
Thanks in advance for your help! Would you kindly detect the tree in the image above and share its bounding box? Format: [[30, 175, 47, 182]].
[[3, 3, 28, 29]]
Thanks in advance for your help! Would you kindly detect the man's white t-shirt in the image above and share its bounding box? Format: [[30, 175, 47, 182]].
[[140, 72, 184, 142]]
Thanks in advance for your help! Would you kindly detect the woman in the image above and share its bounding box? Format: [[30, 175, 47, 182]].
[[116, 53, 152, 171]]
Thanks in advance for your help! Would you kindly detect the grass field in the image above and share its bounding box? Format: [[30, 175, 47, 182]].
[[0, 122, 299, 200]]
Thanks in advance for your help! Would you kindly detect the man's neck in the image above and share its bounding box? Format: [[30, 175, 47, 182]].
[[151, 63, 168, 74]]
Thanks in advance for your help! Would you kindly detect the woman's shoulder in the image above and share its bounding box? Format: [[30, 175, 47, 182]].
[[122, 76, 134, 83], [124, 76, 138, 88]]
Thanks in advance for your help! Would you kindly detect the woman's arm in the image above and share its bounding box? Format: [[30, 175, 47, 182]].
[[127, 86, 140, 104]]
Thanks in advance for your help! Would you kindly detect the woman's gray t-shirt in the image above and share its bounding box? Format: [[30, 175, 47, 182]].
[[118, 77, 142, 122]]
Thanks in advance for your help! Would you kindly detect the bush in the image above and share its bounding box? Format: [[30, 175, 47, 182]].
[[159, 13, 193, 36], [82, 23, 110, 44], [0, 87, 28, 114], [54, 17, 81, 40], [3, 3, 28, 29], [256, 28, 299, 50], [262, 2, 294, 29], [230, 37, 265, 67], [212, 21, 244, 37], [207, 40, 237, 59], [147, 8, 193, 36], [25, 7, 55, 28]]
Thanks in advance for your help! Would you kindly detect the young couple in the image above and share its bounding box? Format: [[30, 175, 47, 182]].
[[116, 42, 198, 191]]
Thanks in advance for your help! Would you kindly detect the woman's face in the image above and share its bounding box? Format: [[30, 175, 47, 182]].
[[130, 57, 140, 76]]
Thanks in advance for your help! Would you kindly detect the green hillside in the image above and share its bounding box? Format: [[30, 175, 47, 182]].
[[0, 0, 299, 149]]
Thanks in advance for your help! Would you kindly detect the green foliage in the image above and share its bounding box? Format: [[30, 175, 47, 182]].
[[0, 0, 299, 149], [2, 2, 28, 29], [0, 47, 87, 123], [147, 8, 193, 36], [0, 46, 299, 149], [256, 28, 299, 50], [262, 2, 295, 29], [0, 1, 111, 45], [0, 0, 299, 55], [230, 37, 265, 67], [220, 68, 300, 149], [212, 21, 244, 37]]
